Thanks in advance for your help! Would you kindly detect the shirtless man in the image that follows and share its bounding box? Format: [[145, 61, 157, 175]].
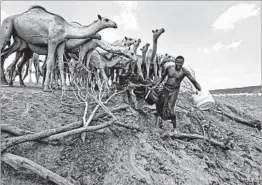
[[153, 55, 202, 132]]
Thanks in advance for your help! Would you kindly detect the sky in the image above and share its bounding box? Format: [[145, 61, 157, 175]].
[[1, 1, 261, 90]]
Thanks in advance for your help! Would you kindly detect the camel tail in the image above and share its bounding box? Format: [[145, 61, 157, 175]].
[[0, 16, 14, 52]]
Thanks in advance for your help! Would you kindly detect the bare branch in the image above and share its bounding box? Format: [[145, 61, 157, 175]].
[[162, 132, 230, 150], [2, 153, 74, 185], [1, 124, 35, 136]]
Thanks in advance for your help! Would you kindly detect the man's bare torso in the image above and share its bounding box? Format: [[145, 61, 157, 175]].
[[165, 65, 186, 88]]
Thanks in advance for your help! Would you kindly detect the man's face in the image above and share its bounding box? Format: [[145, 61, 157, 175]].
[[175, 59, 184, 69]]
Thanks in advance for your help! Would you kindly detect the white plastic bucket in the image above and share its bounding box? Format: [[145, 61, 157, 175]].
[[192, 90, 215, 110]]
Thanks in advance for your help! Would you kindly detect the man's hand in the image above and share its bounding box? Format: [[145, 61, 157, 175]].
[[195, 90, 201, 95]]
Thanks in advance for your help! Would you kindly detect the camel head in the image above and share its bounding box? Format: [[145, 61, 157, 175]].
[[140, 43, 150, 54], [132, 38, 141, 54], [160, 53, 173, 66], [97, 14, 117, 29], [122, 47, 138, 62], [113, 56, 130, 69], [123, 36, 136, 47], [91, 33, 102, 40], [133, 38, 141, 47], [152, 28, 165, 40]]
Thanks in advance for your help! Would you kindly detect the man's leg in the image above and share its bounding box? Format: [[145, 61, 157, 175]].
[[171, 114, 177, 131]]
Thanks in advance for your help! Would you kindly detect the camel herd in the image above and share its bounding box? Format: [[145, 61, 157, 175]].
[[1, 5, 176, 91]]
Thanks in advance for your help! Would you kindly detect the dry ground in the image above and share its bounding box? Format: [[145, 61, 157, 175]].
[[1, 83, 261, 185]]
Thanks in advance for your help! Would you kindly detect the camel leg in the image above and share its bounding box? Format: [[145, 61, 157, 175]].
[[34, 59, 40, 84], [42, 58, 47, 88], [117, 68, 124, 83], [144, 56, 150, 80], [22, 60, 30, 81], [158, 66, 162, 80], [17, 49, 33, 87], [114, 69, 117, 83], [84, 52, 93, 83], [27, 58, 33, 83], [153, 58, 158, 81], [7, 51, 24, 86], [43, 42, 58, 92], [56, 43, 66, 90], [1, 47, 20, 85], [137, 61, 143, 79], [51, 65, 58, 89], [0, 17, 13, 52]]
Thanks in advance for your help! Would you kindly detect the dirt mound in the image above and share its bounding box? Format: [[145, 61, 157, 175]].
[[1, 84, 261, 185]]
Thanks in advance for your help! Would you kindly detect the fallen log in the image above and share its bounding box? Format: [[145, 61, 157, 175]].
[[1, 124, 35, 136], [1, 120, 115, 152], [43, 120, 115, 141], [213, 109, 261, 130], [114, 121, 142, 132], [2, 153, 73, 185], [162, 132, 230, 150]]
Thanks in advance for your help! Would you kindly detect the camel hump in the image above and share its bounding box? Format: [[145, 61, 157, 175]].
[[26, 5, 65, 21], [28, 5, 47, 12]]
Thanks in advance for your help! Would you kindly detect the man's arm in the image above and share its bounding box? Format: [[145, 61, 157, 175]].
[[184, 69, 202, 91]]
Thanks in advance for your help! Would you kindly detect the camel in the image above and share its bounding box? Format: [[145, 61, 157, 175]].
[[107, 55, 130, 83], [140, 43, 151, 78], [129, 38, 142, 73], [132, 39, 141, 54], [145, 28, 165, 80], [0, 12, 105, 88], [83, 40, 138, 87], [98, 36, 136, 60], [112, 37, 137, 47], [127, 41, 148, 81], [107, 38, 142, 83], [68, 47, 135, 89], [1, 5, 117, 91], [1, 32, 100, 87], [64, 36, 139, 86]]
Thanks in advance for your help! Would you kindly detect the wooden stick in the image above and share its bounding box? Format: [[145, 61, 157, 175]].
[[2, 121, 115, 152], [1, 124, 35, 136], [81, 104, 100, 142], [2, 153, 73, 185], [42, 120, 115, 142], [162, 132, 230, 150], [213, 109, 261, 130]]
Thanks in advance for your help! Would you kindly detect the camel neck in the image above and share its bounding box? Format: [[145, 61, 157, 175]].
[[66, 21, 103, 39], [151, 37, 158, 62], [133, 44, 139, 54], [97, 40, 125, 55], [106, 57, 120, 67], [142, 51, 147, 63]]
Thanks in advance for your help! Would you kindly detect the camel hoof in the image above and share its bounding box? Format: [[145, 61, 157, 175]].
[[43, 86, 52, 92], [53, 85, 60, 90], [8, 83, 14, 87], [1, 80, 8, 85], [61, 86, 68, 91]]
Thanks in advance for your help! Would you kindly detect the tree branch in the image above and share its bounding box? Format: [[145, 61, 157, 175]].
[[162, 132, 230, 150], [1, 124, 35, 136], [2, 153, 74, 185]]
